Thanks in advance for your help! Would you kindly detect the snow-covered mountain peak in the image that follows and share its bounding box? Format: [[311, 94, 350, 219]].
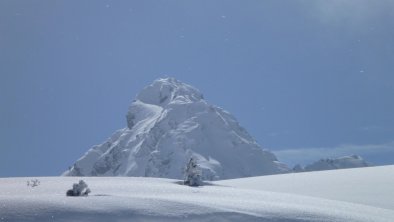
[[64, 78, 289, 180], [135, 77, 204, 107]]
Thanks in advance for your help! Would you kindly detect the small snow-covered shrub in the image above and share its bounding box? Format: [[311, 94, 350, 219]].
[[66, 180, 91, 196], [26, 179, 40, 187], [184, 157, 203, 186]]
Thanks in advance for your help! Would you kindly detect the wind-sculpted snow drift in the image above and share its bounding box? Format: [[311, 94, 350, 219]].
[[63, 78, 289, 180]]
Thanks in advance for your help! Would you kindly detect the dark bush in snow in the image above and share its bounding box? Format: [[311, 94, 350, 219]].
[[26, 179, 40, 187], [66, 180, 91, 196], [184, 157, 203, 186]]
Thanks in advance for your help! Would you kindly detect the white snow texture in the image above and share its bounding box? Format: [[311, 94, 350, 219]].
[[63, 78, 288, 180], [1, 166, 393, 221]]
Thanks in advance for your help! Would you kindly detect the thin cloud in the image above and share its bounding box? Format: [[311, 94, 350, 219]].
[[302, 0, 394, 26]]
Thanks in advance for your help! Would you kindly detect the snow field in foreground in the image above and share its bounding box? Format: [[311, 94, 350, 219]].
[[217, 165, 394, 210], [1, 166, 394, 222]]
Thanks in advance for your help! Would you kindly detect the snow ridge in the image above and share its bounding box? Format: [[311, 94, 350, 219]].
[[63, 78, 289, 180], [293, 155, 370, 172]]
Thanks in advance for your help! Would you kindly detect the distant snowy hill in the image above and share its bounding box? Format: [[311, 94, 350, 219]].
[[293, 155, 371, 172], [63, 78, 289, 180]]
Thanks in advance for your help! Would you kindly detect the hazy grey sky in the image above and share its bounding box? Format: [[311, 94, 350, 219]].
[[1, 1, 393, 176]]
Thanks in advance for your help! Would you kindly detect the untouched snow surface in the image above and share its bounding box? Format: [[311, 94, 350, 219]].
[[63, 78, 288, 179], [1, 166, 394, 221], [217, 165, 394, 211]]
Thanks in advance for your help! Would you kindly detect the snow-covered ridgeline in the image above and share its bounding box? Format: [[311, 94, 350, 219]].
[[293, 155, 370, 172]]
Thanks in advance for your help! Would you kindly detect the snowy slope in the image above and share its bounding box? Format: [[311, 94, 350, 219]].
[[216, 165, 394, 211], [2, 166, 394, 222], [294, 155, 371, 172], [63, 78, 288, 180]]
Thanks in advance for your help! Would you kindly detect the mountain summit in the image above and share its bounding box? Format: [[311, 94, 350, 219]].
[[63, 78, 289, 180]]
